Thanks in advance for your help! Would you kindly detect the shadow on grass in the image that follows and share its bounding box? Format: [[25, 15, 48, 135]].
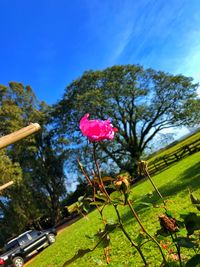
[[62, 248, 92, 266], [158, 161, 200, 197], [120, 161, 200, 225]]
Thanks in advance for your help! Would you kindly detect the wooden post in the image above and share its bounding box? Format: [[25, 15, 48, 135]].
[[185, 145, 192, 155], [0, 181, 14, 192], [0, 123, 41, 150], [174, 153, 179, 161], [0, 123, 41, 191], [162, 157, 168, 166]]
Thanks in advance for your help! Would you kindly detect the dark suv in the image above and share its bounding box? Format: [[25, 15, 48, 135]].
[[0, 229, 57, 267]]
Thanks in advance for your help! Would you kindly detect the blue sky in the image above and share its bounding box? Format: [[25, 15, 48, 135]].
[[0, 0, 200, 104]]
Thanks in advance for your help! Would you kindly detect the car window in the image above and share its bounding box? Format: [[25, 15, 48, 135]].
[[18, 234, 30, 246], [5, 240, 18, 251], [29, 230, 41, 239]]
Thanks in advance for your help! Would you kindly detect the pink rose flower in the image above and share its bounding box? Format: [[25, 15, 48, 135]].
[[80, 113, 118, 142]]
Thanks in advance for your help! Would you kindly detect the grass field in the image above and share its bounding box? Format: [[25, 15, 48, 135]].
[[28, 151, 200, 267]]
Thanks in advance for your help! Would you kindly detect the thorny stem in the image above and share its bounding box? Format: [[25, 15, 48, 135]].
[[92, 143, 111, 201], [144, 165, 182, 266], [114, 205, 148, 266], [127, 200, 167, 265], [78, 158, 110, 264], [77, 158, 106, 223], [173, 233, 183, 267], [92, 232, 108, 251], [91, 145, 111, 264], [76, 205, 89, 220], [92, 180, 110, 264], [77, 159, 93, 187], [144, 167, 166, 208]]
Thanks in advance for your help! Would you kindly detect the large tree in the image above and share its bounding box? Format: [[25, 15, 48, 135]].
[[29, 131, 67, 224], [52, 65, 200, 175]]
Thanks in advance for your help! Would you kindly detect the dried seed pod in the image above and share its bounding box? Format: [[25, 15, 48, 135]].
[[138, 160, 148, 175], [159, 214, 179, 233], [114, 176, 129, 189]]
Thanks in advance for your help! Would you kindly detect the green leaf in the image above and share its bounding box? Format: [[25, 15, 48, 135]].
[[135, 232, 147, 245], [176, 220, 185, 229], [110, 190, 122, 199], [82, 203, 90, 213], [156, 228, 171, 237], [190, 192, 200, 211], [174, 237, 197, 248], [194, 204, 200, 211], [177, 228, 187, 236], [181, 212, 200, 235], [179, 210, 190, 218], [110, 199, 124, 205], [105, 223, 119, 232], [90, 201, 105, 206], [78, 196, 84, 202], [185, 254, 200, 267], [136, 201, 152, 208], [146, 191, 153, 198], [85, 234, 95, 240], [107, 218, 115, 225], [165, 210, 174, 218], [98, 234, 110, 248], [94, 194, 108, 202], [190, 192, 200, 204]]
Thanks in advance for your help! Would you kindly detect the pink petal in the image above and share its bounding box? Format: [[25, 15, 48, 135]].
[[79, 114, 118, 142]]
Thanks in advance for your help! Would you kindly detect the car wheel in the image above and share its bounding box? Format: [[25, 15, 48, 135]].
[[47, 233, 56, 244], [12, 256, 24, 267]]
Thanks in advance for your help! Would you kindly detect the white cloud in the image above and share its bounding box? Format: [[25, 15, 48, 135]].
[[108, 23, 133, 64]]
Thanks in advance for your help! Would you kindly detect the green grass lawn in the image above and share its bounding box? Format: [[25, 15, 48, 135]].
[[28, 152, 200, 267]]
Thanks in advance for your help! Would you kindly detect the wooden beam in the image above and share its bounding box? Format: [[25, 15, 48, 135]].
[[0, 181, 14, 192], [0, 123, 41, 150]]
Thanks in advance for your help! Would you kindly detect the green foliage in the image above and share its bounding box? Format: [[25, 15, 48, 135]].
[[180, 212, 200, 235], [77, 196, 91, 213], [190, 192, 200, 211], [185, 254, 200, 267], [135, 232, 148, 246], [0, 82, 67, 245], [174, 237, 197, 249], [86, 221, 119, 250]]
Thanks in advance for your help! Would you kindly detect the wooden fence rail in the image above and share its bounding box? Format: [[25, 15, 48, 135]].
[[148, 138, 200, 175]]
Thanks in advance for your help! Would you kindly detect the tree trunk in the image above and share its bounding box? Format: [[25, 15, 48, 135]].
[[50, 195, 61, 225], [129, 150, 142, 179]]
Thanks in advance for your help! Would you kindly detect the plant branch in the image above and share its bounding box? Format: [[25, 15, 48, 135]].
[[114, 205, 148, 266]]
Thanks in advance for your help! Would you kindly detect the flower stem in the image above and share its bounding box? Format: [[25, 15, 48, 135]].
[[78, 158, 110, 263], [144, 165, 182, 265], [173, 233, 183, 267], [144, 167, 166, 207], [114, 205, 148, 266], [92, 143, 111, 201], [127, 200, 167, 265], [77, 159, 93, 187]]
